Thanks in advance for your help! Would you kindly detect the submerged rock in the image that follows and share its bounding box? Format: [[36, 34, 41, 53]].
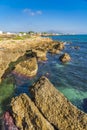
[[70, 46, 80, 50], [14, 57, 38, 77], [83, 98, 87, 113], [11, 93, 54, 130], [30, 76, 87, 130], [59, 53, 71, 62]]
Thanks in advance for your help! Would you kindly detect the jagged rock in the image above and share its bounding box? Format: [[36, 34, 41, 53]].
[[25, 50, 36, 58], [30, 76, 87, 130], [53, 42, 64, 50], [49, 42, 64, 54], [11, 93, 54, 130], [59, 53, 71, 62], [32, 49, 47, 61], [14, 57, 38, 77]]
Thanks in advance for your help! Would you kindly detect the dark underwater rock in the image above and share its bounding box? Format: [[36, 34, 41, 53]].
[[83, 98, 87, 113]]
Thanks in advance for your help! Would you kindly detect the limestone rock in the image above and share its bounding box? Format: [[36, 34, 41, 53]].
[[49, 48, 60, 54], [59, 53, 71, 62], [53, 42, 64, 50], [33, 49, 47, 61], [30, 76, 87, 130], [0, 37, 52, 82], [11, 93, 54, 130], [14, 57, 38, 77], [49, 42, 64, 54]]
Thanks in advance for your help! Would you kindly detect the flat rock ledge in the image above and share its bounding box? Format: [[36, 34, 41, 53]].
[[30, 76, 87, 130]]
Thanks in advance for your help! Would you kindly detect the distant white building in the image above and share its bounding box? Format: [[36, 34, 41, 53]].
[[7, 32, 12, 35], [23, 33, 26, 36], [0, 31, 3, 34]]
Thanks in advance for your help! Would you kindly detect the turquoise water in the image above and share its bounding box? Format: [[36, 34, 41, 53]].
[[1, 35, 87, 114]]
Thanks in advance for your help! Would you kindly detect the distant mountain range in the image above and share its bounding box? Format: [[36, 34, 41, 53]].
[[47, 30, 63, 34]]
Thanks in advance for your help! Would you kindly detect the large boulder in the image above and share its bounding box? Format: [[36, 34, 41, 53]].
[[30, 76, 87, 130], [59, 53, 71, 62], [11, 93, 54, 130], [14, 57, 38, 77]]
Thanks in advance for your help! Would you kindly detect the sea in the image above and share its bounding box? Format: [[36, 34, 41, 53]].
[[0, 34, 87, 115]]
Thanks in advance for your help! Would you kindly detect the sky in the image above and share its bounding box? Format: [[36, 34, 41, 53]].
[[0, 0, 87, 33]]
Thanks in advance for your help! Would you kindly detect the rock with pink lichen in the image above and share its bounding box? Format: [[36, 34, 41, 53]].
[[3, 111, 18, 130]]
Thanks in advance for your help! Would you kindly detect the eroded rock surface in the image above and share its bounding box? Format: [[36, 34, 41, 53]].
[[53, 42, 64, 50], [14, 57, 38, 77], [33, 49, 47, 61], [0, 37, 52, 82], [11, 93, 54, 130], [49, 42, 64, 54], [30, 76, 87, 130]]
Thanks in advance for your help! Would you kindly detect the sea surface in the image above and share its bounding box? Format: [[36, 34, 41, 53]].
[[0, 35, 87, 115]]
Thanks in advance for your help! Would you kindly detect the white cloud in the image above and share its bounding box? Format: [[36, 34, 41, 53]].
[[23, 8, 42, 16], [36, 11, 42, 15]]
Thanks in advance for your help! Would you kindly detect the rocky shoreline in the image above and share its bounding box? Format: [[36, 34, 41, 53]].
[[0, 36, 66, 82], [2, 76, 87, 130], [1, 36, 86, 130]]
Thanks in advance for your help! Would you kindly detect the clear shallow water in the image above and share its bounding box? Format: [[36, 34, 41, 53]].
[[0, 35, 87, 115]]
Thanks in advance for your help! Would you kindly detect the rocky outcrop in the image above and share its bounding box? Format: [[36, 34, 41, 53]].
[[49, 42, 64, 54], [33, 49, 47, 61], [59, 53, 71, 62], [14, 57, 38, 77], [30, 76, 87, 130], [53, 42, 64, 51], [11, 93, 54, 130], [0, 37, 52, 82]]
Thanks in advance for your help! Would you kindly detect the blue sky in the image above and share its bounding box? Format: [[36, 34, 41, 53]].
[[0, 0, 87, 33]]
